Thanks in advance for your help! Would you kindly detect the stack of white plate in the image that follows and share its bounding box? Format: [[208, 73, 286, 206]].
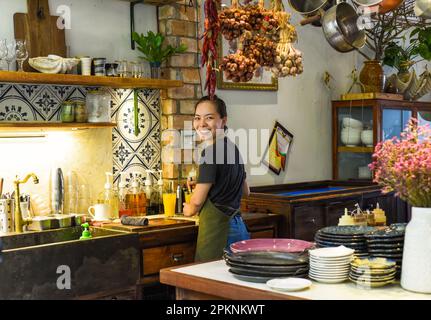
[[308, 246, 355, 283]]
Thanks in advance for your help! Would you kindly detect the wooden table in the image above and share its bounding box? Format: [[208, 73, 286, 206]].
[[160, 260, 431, 300]]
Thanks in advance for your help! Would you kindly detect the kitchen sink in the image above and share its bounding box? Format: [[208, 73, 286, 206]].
[[0, 226, 140, 299]]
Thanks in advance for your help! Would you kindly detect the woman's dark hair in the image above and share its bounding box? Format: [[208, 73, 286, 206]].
[[194, 95, 228, 131]]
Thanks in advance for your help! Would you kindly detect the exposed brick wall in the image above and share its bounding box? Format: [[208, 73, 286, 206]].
[[158, 2, 202, 185]]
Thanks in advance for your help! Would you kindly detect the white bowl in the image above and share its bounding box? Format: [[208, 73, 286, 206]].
[[341, 129, 361, 146], [361, 130, 373, 146], [342, 117, 363, 129]]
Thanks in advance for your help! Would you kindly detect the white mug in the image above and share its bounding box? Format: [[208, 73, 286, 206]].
[[80, 57, 92, 76], [88, 204, 111, 221]]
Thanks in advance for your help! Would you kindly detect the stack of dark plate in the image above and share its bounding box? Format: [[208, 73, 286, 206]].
[[224, 239, 314, 283], [314, 226, 375, 258], [364, 223, 406, 278]]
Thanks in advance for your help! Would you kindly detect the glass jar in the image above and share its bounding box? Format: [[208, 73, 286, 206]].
[[60, 101, 75, 122], [86, 90, 111, 123], [74, 101, 88, 123]]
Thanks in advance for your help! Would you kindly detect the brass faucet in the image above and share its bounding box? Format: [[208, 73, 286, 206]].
[[13, 173, 39, 233]]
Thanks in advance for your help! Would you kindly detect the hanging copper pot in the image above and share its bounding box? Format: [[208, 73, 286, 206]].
[[378, 0, 405, 13]]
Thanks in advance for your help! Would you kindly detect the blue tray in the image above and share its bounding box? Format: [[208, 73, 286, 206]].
[[275, 187, 345, 197]]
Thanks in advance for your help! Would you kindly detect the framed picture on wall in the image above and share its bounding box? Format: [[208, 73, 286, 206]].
[[261, 121, 294, 175], [216, 0, 278, 91]]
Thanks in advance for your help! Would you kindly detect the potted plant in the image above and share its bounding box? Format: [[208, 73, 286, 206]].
[[369, 118, 431, 293], [132, 31, 187, 78], [383, 27, 431, 79]]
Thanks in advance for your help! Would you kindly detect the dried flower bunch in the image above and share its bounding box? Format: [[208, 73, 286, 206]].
[[219, 0, 281, 83], [370, 118, 431, 207]]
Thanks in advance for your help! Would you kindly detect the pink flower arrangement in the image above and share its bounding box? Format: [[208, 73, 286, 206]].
[[369, 118, 431, 207]]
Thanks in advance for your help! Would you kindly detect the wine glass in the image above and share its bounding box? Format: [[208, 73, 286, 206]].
[[0, 39, 7, 71], [5, 40, 16, 71], [15, 39, 28, 72]]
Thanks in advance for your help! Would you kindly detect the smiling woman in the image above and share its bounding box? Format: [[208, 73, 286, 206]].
[[183, 95, 251, 262]]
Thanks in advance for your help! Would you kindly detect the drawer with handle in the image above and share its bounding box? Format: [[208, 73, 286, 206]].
[[142, 242, 196, 276]]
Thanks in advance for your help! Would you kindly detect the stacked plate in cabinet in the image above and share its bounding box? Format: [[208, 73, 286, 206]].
[[308, 246, 355, 283], [224, 239, 314, 283], [314, 226, 375, 258], [364, 223, 406, 278], [349, 257, 397, 288]]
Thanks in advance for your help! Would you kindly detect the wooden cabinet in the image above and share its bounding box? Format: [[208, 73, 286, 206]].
[[241, 180, 408, 241], [142, 242, 196, 276], [332, 98, 431, 180]]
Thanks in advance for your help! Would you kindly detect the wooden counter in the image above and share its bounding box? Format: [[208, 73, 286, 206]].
[[160, 260, 431, 300]]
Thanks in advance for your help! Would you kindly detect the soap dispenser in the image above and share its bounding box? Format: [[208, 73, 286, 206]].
[[144, 170, 157, 215], [99, 172, 119, 219], [125, 172, 146, 216]]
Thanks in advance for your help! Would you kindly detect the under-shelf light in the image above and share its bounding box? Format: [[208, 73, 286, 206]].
[[0, 131, 47, 140]]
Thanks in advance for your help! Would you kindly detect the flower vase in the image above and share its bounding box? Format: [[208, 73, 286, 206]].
[[359, 60, 385, 93], [401, 207, 431, 293], [150, 62, 161, 79]]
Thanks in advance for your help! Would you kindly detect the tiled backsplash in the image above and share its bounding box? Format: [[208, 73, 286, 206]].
[[0, 83, 161, 183]]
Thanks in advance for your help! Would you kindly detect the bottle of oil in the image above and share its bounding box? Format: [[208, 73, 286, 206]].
[[118, 172, 130, 217], [125, 172, 147, 216]]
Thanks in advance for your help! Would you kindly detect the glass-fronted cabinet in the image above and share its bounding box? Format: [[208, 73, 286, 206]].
[[332, 98, 431, 180]]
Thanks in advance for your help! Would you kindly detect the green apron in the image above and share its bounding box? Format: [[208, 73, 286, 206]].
[[194, 198, 233, 262]]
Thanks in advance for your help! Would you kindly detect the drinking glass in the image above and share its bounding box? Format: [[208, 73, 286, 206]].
[[15, 39, 28, 72], [117, 60, 128, 78], [0, 39, 7, 71], [5, 40, 16, 71]]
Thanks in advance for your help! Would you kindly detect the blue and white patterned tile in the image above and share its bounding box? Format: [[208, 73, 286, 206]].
[[0, 98, 39, 121], [30, 86, 61, 121]]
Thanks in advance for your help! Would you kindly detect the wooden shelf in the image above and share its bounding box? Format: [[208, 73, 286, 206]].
[[0, 122, 116, 131], [0, 71, 183, 89], [338, 146, 374, 153]]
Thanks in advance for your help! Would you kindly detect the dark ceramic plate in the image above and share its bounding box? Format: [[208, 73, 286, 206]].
[[228, 269, 307, 283], [223, 250, 309, 266], [315, 233, 366, 243], [367, 242, 404, 249], [368, 247, 403, 254], [319, 226, 375, 237], [225, 259, 308, 273], [314, 239, 367, 249], [315, 230, 366, 241], [228, 265, 309, 278], [365, 226, 405, 239], [366, 236, 405, 243]]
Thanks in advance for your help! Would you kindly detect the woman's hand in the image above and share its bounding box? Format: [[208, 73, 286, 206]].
[[183, 202, 198, 216]]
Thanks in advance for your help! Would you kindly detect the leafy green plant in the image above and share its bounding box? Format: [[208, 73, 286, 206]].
[[132, 31, 187, 64], [383, 27, 431, 72]]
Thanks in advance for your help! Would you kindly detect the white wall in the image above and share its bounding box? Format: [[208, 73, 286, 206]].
[[216, 6, 358, 186], [0, 0, 157, 62]]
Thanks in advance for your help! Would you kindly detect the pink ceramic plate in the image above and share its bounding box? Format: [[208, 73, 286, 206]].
[[230, 238, 314, 254]]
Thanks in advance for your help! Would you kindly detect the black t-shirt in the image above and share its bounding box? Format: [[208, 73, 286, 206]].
[[197, 136, 246, 215]]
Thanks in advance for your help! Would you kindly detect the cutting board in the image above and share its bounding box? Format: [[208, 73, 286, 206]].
[[100, 218, 196, 233], [14, 0, 67, 71]]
